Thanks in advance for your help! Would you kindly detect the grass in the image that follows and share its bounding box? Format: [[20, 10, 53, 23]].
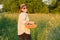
[[0, 13, 60, 40]]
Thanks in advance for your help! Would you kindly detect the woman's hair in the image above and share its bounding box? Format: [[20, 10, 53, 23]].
[[19, 4, 27, 9], [19, 3, 27, 12]]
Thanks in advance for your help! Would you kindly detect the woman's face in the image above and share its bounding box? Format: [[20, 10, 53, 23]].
[[21, 6, 28, 13]]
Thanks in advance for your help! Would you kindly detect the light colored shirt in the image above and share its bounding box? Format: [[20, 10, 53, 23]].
[[17, 12, 30, 35]]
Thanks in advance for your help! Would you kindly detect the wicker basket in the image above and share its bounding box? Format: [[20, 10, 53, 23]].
[[26, 23, 37, 28]]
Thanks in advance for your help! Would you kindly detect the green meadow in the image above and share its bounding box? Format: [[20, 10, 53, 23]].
[[0, 13, 60, 40]]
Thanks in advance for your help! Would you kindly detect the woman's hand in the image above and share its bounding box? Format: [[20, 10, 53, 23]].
[[26, 21, 37, 28], [26, 21, 35, 24]]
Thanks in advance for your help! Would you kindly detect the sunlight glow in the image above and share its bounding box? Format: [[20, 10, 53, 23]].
[[0, 4, 3, 9], [42, 0, 53, 5]]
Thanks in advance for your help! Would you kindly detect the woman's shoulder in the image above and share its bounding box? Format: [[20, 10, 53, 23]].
[[19, 12, 27, 17], [21, 12, 28, 15]]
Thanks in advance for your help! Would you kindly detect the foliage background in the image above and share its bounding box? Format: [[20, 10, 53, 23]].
[[0, 0, 60, 13]]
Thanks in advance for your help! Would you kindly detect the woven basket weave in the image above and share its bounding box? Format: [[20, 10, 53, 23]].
[[26, 23, 37, 28]]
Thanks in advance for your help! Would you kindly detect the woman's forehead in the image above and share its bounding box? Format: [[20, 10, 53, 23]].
[[23, 6, 27, 8]]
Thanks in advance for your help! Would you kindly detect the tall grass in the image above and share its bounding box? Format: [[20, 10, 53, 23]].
[[0, 13, 60, 40]]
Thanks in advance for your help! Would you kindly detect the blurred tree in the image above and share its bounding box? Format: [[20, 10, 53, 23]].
[[48, 0, 57, 12], [49, 0, 60, 13], [1, 0, 60, 13]]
